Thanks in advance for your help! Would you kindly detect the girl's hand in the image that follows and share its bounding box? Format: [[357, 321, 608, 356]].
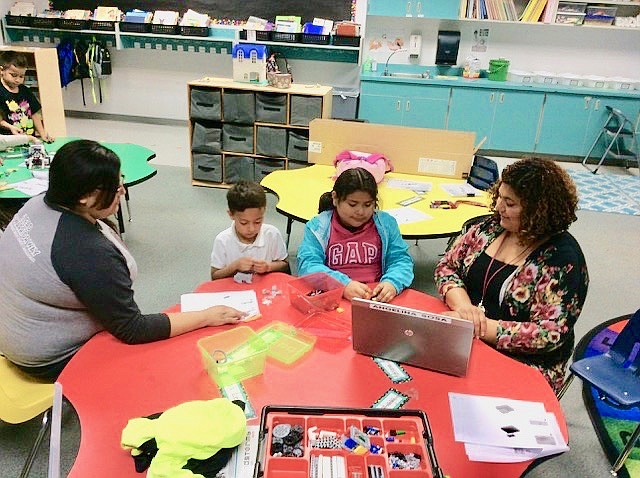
[[204, 305, 246, 326], [454, 304, 488, 338], [8, 125, 23, 135], [344, 281, 373, 301], [371, 281, 397, 303]]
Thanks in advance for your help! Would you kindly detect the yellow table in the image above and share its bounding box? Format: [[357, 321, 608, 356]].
[[261, 164, 491, 243]]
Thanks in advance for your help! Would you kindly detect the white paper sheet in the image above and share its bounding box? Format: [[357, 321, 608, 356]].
[[440, 182, 483, 197], [385, 207, 432, 224], [449, 392, 565, 449], [180, 291, 261, 320], [463, 412, 569, 462], [12, 177, 48, 196], [386, 178, 433, 194]]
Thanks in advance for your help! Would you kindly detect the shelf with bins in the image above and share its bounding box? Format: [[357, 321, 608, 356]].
[[3, 20, 361, 61], [457, 0, 640, 28], [188, 78, 332, 188]]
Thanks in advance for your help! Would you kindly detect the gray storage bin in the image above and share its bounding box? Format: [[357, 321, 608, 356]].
[[222, 124, 254, 153], [191, 122, 222, 154], [223, 90, 255, 124], [190, 88, 222, 121], [254, 158, 284, 182], [332, 87, 359, 120], [287, 131, 309, 162], [224, 156, 255, 183], [287, 160, 309, 170], [256, 93, 287, 124], [192, 153, 222, 182], [256, 126, 287, 157], [290, 95, 323, 126]]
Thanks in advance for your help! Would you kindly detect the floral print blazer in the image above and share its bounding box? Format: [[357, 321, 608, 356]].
[[434, 217, 589, 369]]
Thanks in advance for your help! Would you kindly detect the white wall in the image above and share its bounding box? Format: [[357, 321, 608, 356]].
[[364, 17, 640, 79], [2, 0, 638, 121]]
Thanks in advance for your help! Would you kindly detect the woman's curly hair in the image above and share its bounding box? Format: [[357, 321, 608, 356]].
[[489, 157, 578, 246]]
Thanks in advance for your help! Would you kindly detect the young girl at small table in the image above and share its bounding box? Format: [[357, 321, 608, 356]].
[[297, 167, 414, 303]]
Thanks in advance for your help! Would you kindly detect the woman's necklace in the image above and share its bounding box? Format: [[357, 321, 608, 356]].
[[478, 233, 530, 313]]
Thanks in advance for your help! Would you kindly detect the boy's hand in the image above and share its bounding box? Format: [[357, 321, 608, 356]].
[[234, 257, 255, 273], [26, 135, 41, 144], [8, 125, 23, 135], [251, 260, 270, 274]]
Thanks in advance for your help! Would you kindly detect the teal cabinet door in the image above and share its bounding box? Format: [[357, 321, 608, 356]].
[[536, 94, 593, 156], [368, 0, 408, 16], [403, 96, 449, 128], [359, 82, 450, 128], [447, 88, 495, 144], [359, 93, 404, 125], [491, 91, 544, 152], [368, 0, 457, 18]]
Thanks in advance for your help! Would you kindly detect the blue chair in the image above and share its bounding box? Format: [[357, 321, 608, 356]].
[[558, 309, 640, 476]]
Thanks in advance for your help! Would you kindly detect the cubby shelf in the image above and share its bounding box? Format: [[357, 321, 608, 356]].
[[187, 77, 332, 188]]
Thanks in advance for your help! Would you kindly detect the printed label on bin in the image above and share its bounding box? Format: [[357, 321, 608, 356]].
[[372, 388, 410, 409], [221, 382, 256, 418], [373, 357, 412, 383]]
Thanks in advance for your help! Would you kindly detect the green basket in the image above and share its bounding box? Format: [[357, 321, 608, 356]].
[[488, 59, 510, 81]]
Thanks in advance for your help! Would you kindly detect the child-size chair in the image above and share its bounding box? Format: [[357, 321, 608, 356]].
[[557, 309, 640, 476], [582, 106, 640, 174], [0, 356, 55, 477]]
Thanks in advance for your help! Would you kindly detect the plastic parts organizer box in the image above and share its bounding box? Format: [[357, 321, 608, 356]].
[[198, 326, 268, 387], [288, 272, 344, 314], [255, 406, 445, 478]]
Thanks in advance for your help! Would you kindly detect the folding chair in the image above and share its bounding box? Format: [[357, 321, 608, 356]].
[[557, 309, 640, 476], [0, 356, 55, 477], [467, 155, 499, 191], [582, 106, 640, 174]]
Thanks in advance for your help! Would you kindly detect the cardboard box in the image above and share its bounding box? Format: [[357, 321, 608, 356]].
[[308, 119, 476, 179]]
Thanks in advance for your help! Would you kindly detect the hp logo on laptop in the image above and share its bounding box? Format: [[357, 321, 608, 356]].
[[404, 329, 414, 337]]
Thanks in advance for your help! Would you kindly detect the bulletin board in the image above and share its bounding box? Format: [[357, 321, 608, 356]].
[[50, 0, 355, 24]]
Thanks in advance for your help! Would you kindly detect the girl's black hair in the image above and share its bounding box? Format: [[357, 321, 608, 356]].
[[46, 139, 121, 211], [318, 167, 379, 213]]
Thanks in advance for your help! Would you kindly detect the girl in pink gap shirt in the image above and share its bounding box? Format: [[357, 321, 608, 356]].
[[297, 167, 414, 303]]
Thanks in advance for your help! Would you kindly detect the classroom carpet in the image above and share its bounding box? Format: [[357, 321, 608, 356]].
[[567, 170, 640, 216], [573, 315, 640, 478]]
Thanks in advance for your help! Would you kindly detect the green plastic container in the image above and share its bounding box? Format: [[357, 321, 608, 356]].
[[488, 58, 510, 81], [198, 326, 268, 387], [257, 321, 316, 365]]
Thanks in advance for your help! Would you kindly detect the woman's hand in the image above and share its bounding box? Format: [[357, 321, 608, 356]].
[[371, 281, 397, 303], [204, 305, 246, 326], [453, 304, 488, 338], [343, 281, 373, 301]]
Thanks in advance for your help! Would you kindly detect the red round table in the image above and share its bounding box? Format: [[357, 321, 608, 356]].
[[59, 272, 567, 478]]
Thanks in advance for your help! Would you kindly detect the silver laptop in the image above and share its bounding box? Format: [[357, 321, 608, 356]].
[[351, 298, 474, 377]]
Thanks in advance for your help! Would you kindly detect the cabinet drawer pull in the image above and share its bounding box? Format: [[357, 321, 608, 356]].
[[499, 93, 505, 103], [406, 1, 412, 16], [584, 97, 591, 109], [406, 100, 410, 111], [396, 100, 401, 111], [490, 93, 495, 103], [416, 2, 422, 15], [594, 99, 600, 111]]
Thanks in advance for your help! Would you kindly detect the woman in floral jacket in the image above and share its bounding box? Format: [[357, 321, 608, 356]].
[[434, 157, 589, 393]]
